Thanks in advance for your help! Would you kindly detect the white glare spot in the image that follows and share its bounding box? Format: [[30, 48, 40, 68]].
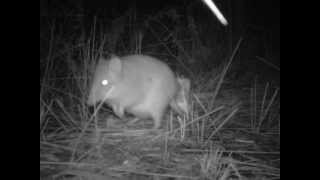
[[202, 0, 228, 26], [102, 79, 108, 86]]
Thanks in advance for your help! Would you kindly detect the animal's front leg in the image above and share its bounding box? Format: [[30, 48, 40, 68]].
[[127, 117, 141, 126], [112, 104, 124, 118]]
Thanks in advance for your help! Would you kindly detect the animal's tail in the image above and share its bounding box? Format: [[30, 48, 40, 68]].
[[170, 77, 191, 117]]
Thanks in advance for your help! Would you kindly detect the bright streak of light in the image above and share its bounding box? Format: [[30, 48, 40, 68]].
[[202, 0, 228, 26]]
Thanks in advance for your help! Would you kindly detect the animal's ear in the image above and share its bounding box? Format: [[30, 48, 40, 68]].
[[108, 56, 123, 79]]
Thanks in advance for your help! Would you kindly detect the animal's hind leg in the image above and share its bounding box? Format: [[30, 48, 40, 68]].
[[151, 108, 165, 129]]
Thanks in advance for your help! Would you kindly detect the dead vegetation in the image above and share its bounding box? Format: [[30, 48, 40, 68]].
[[40, 5, 280, 180]]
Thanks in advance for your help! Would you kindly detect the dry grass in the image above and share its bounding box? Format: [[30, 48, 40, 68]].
[[40, 6, 280, 180]]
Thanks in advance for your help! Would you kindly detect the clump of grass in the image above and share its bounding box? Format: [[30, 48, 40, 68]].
[[40, 4, 279, 180]]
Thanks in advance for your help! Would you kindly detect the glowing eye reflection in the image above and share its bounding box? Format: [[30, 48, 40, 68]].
[[101, 79, 108, 86]]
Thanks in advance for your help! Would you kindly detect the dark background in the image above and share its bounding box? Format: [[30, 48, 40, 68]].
[[40, 0, 280, 80]]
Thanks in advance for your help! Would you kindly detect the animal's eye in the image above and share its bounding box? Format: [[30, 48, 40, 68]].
[[101, 79, 109, 86]]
